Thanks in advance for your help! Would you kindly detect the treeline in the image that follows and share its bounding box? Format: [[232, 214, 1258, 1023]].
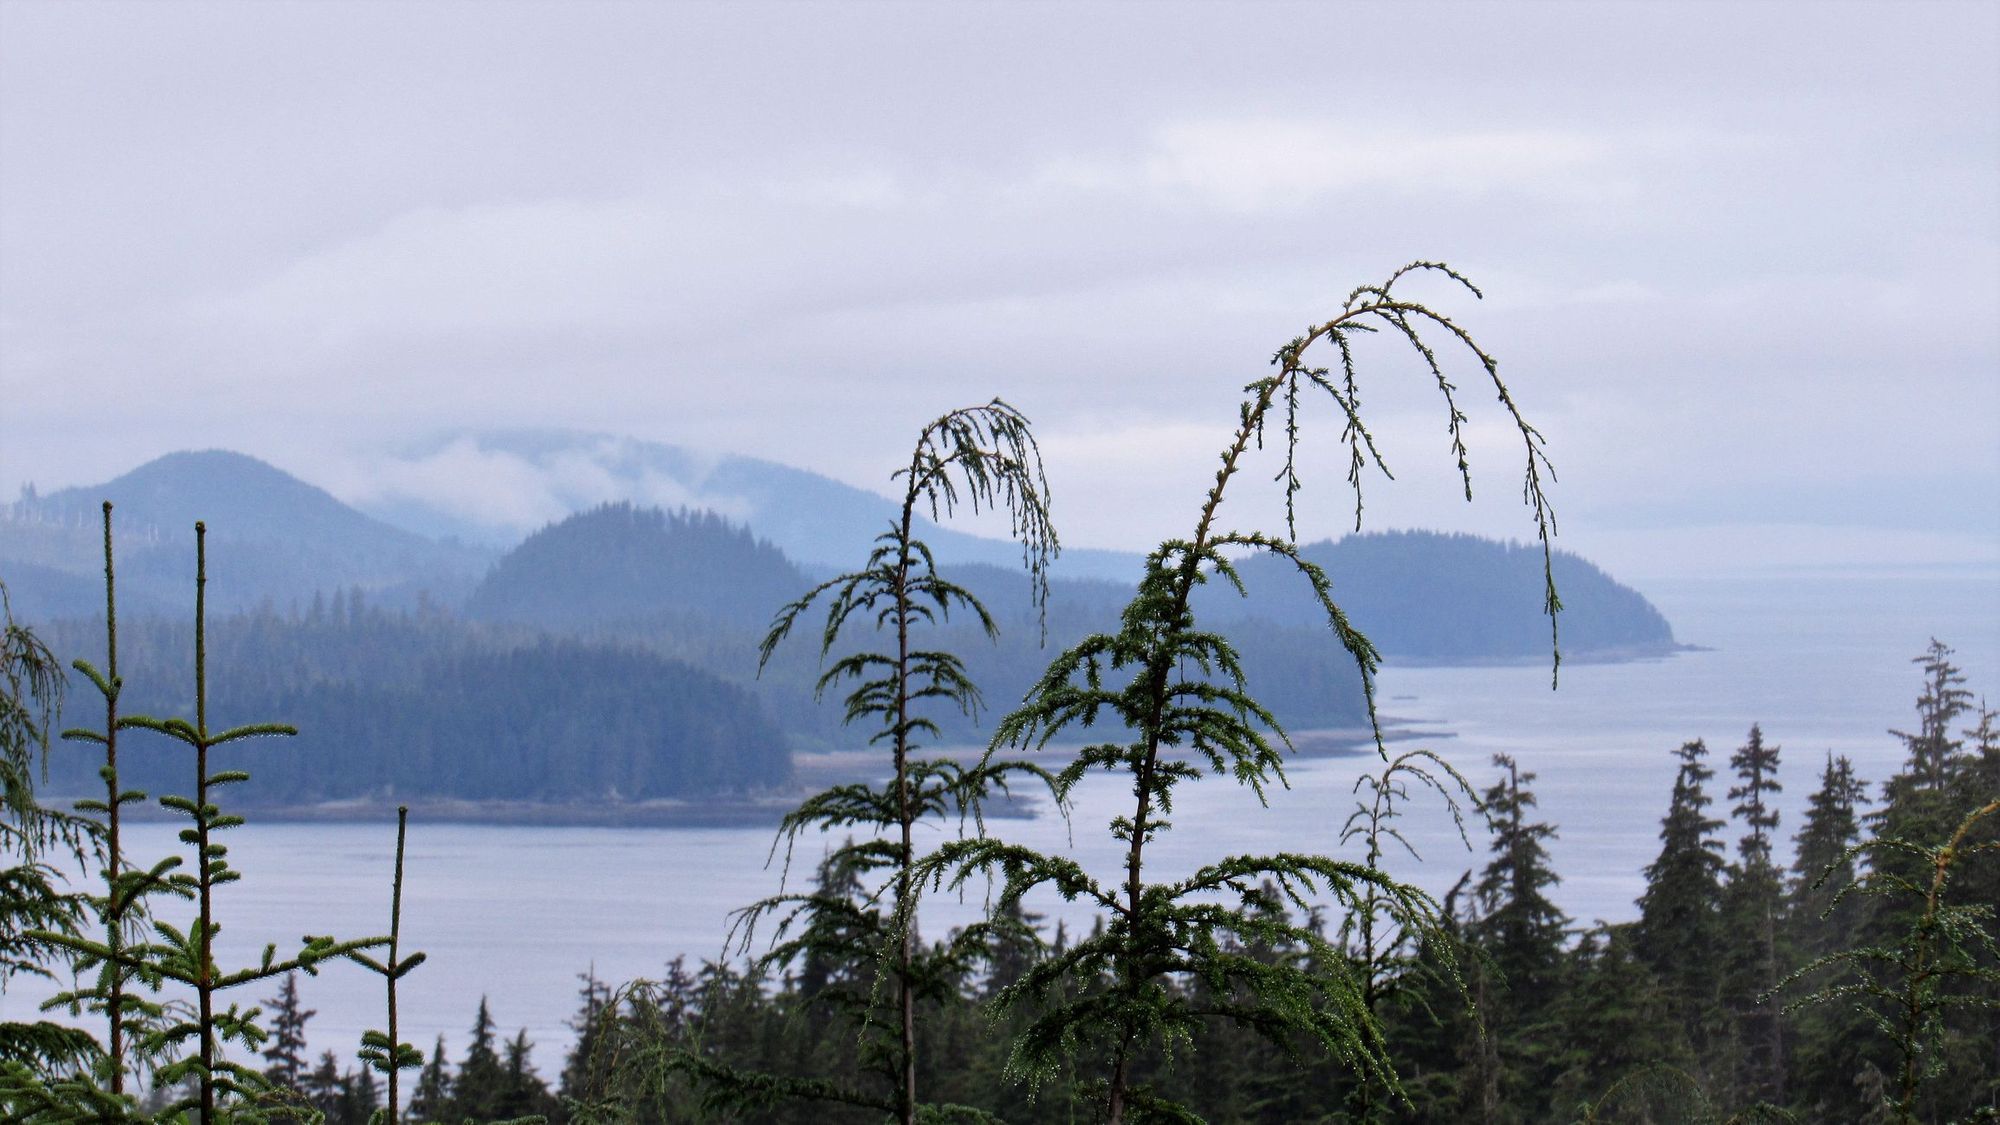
[[11, 505, 1682, 804], [243, 982, 564, 1125], [433, 640, 1991, 1123], [460, 502, 1382, 744], [32, 596, 792, 802], [27, 564, 1388, 808]]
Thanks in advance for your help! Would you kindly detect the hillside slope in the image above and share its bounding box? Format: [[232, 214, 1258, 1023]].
[[4, 451, 493, 616]]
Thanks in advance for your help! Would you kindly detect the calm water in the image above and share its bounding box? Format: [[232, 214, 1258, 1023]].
[[5, 570, 1995, 1075]]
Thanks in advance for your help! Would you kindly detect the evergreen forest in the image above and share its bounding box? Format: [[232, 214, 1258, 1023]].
[[3, 264, 1995, 1124], [234, 663, 1998, 1124]]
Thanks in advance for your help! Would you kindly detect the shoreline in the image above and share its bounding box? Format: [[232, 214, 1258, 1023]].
[[65, 720, 1448, 829]]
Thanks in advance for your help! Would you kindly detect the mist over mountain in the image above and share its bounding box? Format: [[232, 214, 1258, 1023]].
[[347, 429, 1142, 580], [4, 449, 493, 618]]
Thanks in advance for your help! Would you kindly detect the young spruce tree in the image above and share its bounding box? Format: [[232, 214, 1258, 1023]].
[[926, 261, 1560, 1123], [33, 521, 390, 1122], [708, 400, 1058, 1124]]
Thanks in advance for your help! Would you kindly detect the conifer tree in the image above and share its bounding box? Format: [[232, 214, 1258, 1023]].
[[341, 1065, 381, 1125], [107, 524, 388, 1120], [1546, 923, 1680, 1118], [260, 972, 315, 1093], [1729, 724, 1783, 868], [1867, 645, 2000, 1119], [1467, 753, 1568, 1122], [305, 1050, 346, 1121], [496, 1029, 555, 1121], [410, 1036, 453, 1124], [1472, 754, 1567, 983], [1868, 642, 1987, 990], [1785, 752, 1872, 1120], [1889, 639, 1973, 794], [1637, 738, 1726, 1067], [50, 503, 160, 1096], [1780, 799, 2000, 1123], [560, 969, 616, 1106], [720, 400, 1058, 1123], [0, 576, 102, 1079], [926, 261, 1559, 1123], [1790, 753, 1867, 960], [1722, 723, 1786, 1108], [455, 997, 506, 1123]]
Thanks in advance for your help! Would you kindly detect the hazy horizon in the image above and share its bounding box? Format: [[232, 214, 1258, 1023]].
[[4, 1, 1996, 587]]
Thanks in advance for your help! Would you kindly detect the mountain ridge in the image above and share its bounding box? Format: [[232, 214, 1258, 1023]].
[[3, 442, 1676, 664]]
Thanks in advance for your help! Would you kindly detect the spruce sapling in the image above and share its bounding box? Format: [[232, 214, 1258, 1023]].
[[715, 399, 1058, 1124], [923, 262, 1560, 1122]]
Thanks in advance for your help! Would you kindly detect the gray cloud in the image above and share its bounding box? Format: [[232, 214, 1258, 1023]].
[[3, 0, 1994, 577]]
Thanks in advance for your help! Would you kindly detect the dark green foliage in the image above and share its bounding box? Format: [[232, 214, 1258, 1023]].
[[1466, 754, 1569, 1123], [306, 1050, 348, 1121], [1790, 639, 2000, 1123], [1471, 755, 1568, 983], [1721, 725, 1787, 1108], [1790, 753, 1869, 962], [1888, 639, 1974, 794], [497, 1030, 559, 1121], [1780, 799, 2000, 1124], [260, 972, 314, 1092], [1546, 923, 1681, 1118], [1637, 738, 1727, 1069], [455, 997, 509, 1123], [552, 638, 1993, 1123], [1729, 725, 1784, 867], [411, 1036, 453, 1123], [1333, 749, 1481, 1123], [1, 574, 104, 1083], [14, 519, 391, 1123], [721, 399, 1057, 1125], [922, 262, 1558, 1124], [561, 970, 617, 1108], [1783, 754, 1873, 1120]]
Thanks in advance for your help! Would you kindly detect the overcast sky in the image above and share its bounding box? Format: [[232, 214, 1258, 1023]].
[[2, 0, 1995, 581]]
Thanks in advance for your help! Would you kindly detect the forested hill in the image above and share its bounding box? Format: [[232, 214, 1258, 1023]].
[[465, 502, 809, 630], [6, 449, 1683, 805], [32, 607, 792, 805], [1200, 530, 1676, 661]]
